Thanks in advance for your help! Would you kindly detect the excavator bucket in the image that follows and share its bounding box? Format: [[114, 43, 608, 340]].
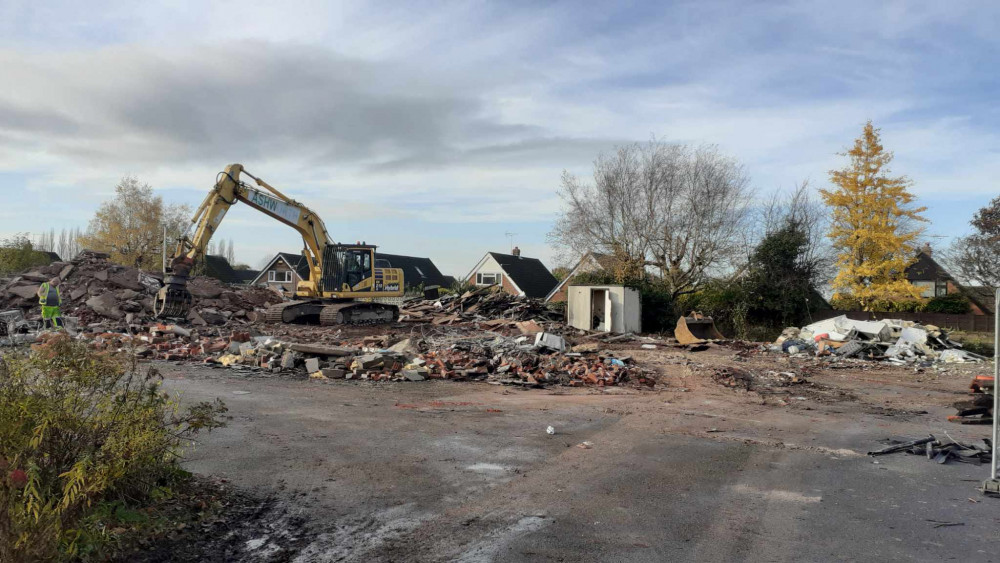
[[674, 311, 725, 345]]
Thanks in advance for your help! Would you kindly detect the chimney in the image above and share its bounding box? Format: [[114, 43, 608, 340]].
[[512, 246, 521, 257], [921, 242, 932, 256]]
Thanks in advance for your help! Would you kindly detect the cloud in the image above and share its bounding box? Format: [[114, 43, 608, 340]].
[[1, 0, 999, 268], [0, 43, 512, 168]]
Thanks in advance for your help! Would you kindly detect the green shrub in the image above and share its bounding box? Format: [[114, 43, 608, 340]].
[[923, 293, 971, 314], [0, 234, 53, 276], [0, 335, 227, 561]]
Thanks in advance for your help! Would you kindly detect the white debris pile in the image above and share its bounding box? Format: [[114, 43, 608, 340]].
[[775, 315, 986, 364]]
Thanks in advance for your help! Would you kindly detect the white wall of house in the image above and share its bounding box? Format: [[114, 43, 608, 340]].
[[471, 254, 505, 288]]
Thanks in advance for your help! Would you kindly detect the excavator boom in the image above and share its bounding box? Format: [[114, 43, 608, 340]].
[[154, 164, 403, 325]]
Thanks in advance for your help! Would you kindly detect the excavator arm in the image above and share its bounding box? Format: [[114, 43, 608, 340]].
[[154, 163, 333, 317]]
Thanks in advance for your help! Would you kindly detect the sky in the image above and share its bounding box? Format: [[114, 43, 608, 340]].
[[0, 0, 997, 276]]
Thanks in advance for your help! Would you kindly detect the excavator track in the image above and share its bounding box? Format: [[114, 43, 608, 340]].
[[320, 302, 398, 326], [264, 300, 399, 326]]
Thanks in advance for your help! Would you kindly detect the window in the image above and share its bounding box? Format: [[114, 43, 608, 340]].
[[912, 280, 934, 298], [268, 270, 293, 283], [936, 280, 948, 297], [415, 266, 425, 278], [476, 272, 500, 286]]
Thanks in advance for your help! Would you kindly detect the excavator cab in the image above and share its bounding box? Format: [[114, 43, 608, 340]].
[[321, 245, 376, 293]]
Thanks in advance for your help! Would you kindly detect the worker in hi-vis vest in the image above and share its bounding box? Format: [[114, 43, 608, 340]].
[[36, 277, 63, 329]]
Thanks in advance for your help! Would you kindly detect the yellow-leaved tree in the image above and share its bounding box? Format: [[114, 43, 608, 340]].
[[820, 121, 926, 310], [78, 176, 191, 271]]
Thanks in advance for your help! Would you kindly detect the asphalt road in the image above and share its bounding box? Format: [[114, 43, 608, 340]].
[[162, 364, 1000, 562]]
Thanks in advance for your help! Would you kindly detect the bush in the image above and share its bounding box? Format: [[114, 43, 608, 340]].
[[0, 335, 227, 561], [923, 294, 971, 314], [0, 234, 53, 276]]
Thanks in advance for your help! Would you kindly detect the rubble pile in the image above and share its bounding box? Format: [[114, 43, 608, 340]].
[[45, 320, 656, 388], [711, 366, 807, 393], [0, 251, 282, 329], [400, 286, 562, 326], [775, 315, 985, 365]]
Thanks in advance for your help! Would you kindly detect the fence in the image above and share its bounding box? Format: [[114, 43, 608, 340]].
[[811, 310, 995, 333]]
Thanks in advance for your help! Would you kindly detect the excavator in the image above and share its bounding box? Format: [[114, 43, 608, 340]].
[[154, 164, 404, 325]]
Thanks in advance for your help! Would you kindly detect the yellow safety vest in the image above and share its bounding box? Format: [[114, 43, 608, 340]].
[[39, 283, 61, 306]]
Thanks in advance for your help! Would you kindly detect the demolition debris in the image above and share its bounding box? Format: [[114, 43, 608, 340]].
[[1, 253, 653, 389], [868, 434, 993, 465], [775, 315, 986, 364], [0, 251, 283, 329]]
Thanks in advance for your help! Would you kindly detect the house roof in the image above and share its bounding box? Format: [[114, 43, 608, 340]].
[[485, 252, 559, 299], [234, 269, 260, 284], [202, 255, 240, 284], [959, 286, 996, 314], [441, 275, 457, 288], [906, 251, 951, 282], [375, 253, 446, 289], [250, 252, 312, 285], [544, 251, 616, 302], [276, 252, 312, 280]]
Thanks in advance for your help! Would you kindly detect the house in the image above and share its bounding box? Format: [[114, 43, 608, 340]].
[[905, 244, 993, 315], [957, 286, 996, 316], [250, 252, 312, 294], [465, 247, 559, 299], [374, 253, 447, 291], [545, 251, 618, 303], [905, 245, 955, 298]]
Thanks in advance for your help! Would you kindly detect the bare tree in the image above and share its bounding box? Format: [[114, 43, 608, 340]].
[[757, 181, 834, 289], [550, 141, 754, 296], [944, 195, 1000, 288]]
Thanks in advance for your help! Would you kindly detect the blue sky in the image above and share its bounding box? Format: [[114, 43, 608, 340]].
[[0, 1, 997, 275]]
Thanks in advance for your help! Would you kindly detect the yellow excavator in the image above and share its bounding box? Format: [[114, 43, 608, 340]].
[[154, 164, 404, 325]]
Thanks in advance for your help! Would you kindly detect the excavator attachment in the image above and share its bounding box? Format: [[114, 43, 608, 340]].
[[154, 272, 193, 319], [675, 311, 725, 345]]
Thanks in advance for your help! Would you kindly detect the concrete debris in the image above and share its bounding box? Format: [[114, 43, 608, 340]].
[[711, 366, 807, 393], [534, 332, 566, 352], [399, 285, 562, 326], [0, 250, 283, 330], [777, 316, 982, 365]]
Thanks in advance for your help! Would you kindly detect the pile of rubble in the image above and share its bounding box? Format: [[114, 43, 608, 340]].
[[48, 320, 656, 388], [711, 366, 807, 393], [399, 286, 562, 326], [775, 315, 985, 364], [0, 251, 282, 330]]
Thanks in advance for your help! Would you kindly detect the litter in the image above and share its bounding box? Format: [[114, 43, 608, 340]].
[[546, 426, 556, 435], [778, 316, 981, 365], [868, 435, 992, 464]]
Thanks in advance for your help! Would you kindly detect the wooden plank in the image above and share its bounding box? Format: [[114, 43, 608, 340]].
[[288, 343, 358, 356]]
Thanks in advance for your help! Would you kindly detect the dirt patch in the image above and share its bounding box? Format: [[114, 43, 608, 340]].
[[123, 479, 314, 563]]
